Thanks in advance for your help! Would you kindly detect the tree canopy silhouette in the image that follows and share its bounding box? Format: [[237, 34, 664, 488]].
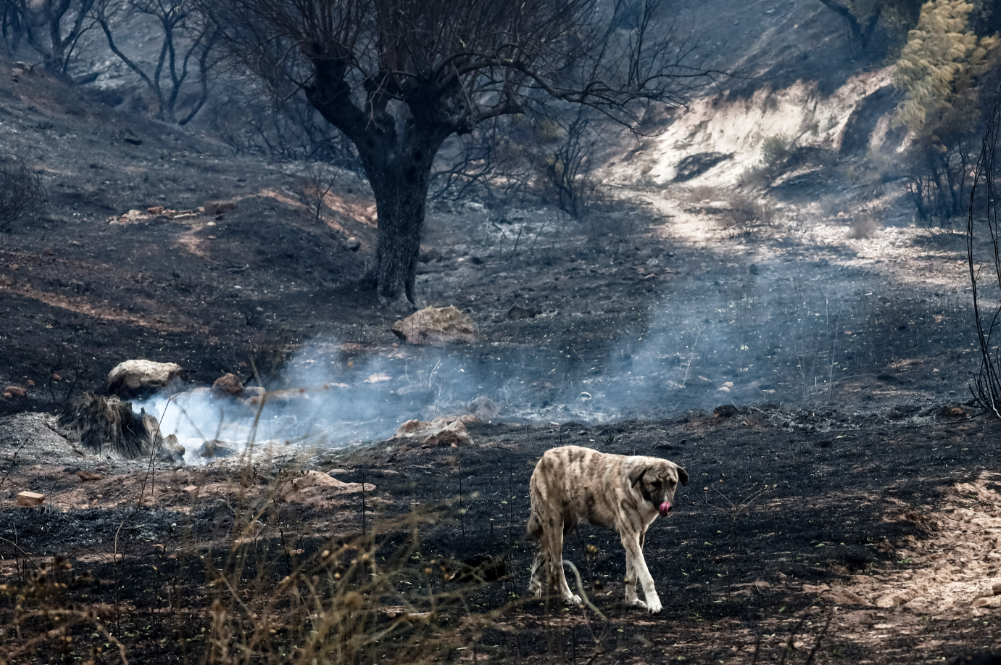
[[211, 0, 712, 304]]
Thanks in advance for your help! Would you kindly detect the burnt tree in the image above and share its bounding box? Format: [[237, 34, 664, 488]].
[[211, 0, 709, 304]]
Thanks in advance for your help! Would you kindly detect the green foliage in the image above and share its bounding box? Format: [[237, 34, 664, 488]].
[[892, 0, 997, 137], [760, 134, 792, 166], [890, 0, 1000, 220]]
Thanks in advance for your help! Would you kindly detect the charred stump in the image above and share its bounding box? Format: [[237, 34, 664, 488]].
[[57, 393, 162, 459]]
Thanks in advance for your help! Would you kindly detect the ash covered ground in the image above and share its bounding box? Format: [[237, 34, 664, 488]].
[[0, 18, 999, 664]]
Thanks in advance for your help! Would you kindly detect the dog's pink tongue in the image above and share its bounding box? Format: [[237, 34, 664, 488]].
[[659, 501, 671, 516]]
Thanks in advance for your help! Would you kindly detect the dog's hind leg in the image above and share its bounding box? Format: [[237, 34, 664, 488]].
[[528, 548, 546, 597], [547, 521, 582, 606]]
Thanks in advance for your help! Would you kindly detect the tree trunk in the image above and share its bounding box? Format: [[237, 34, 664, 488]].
[[362, 141, 441, 305], [369, 166, 429, 304]]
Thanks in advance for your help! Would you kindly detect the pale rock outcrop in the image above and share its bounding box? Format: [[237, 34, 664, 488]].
[[392, 305, 476, 345], [107, 359, 185, 398], [389, 416, 475, 448], [283, 470, 375, 503]]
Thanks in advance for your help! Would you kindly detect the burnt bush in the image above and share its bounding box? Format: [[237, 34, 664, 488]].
[[672, 152, 732, 183], [0, 154, 42, 232], [720, 190, 776, 233], [849, 204, 884, 239]]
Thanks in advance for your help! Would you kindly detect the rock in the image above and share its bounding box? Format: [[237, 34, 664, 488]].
[[3, 385, 26, 398], [284, 470, 375, 503], [973, 595, 1001, 608], [196, 439, 236, 459], [77, 470, 102, 482], [346, 237, 361, 252], [243, 386, 266, 405], [874, 589, 917, 608], [712, 404, 739, 420], [418, 246, 442, 263], [202, 199, 237, 215], [392, 305, 477, 345], [267, 389, 310, 405], [940, 406, 969, 419], [507, 306, 537, 320], [107, 359, 185, 398], [147, 206, 164, 215], [212, 373, 245, 397], [468, 396, 500, 420], [297, 470, 374, 492], [826, 588, 870, 606], [157, 434, 185, 463], [16, 491, 45, 507], [389, 416, 474, 448]]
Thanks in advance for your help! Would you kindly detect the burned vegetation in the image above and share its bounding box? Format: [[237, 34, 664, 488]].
[[1, 0, 1001, 663]]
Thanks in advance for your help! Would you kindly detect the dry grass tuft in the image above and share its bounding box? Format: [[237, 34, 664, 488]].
[[683, 184, 717, 203], [848, 205, 884, 239], [0, 386, 601, 665], [719, 191, 777, 233]]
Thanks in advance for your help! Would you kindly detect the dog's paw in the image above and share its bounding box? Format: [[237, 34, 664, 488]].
[[565, 594, 583, 607], [646, 598, 663, 614], [627, 598, 648, 610], [528, 583, 543, 598]]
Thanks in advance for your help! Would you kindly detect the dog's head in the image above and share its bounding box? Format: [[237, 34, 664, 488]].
[[629, 459, 688, 515]]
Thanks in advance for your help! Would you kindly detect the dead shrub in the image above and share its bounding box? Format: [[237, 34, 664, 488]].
[[684, 184, 717, 203], [0, 154, 43, 232], [0, 387, 604, 664], [737, 164, 774, 189], [849, 205, 884, 239], [818, 193, 843, 219], [720, 191, 776, 232]]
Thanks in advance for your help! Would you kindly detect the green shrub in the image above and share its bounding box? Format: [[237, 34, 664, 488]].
[[761, 134, 792, 166]]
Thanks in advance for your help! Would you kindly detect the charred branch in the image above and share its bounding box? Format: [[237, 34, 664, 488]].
[[967, 83, 1001, 415]]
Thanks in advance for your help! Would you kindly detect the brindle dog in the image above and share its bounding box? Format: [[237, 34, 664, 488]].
[[527, 445, 688, 613]]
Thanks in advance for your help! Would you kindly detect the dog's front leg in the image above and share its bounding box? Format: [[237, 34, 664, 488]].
[[620, 532, 662, 614], [623, 550, 645, 610]]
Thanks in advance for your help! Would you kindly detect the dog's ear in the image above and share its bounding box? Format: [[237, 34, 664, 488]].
[[629, 465, 649, 487], [674, 464, 689, 487]]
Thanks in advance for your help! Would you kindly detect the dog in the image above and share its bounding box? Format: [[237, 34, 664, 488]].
[[526, 445, 688, 613]]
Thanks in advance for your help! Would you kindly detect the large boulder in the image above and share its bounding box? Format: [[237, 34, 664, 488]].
[[391, 305, 476, 345], [107, 359, 185, 398], [468, 396, 500, 420]]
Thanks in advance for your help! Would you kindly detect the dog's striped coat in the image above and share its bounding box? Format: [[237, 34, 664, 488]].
[[527, 445, 688, 613]]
